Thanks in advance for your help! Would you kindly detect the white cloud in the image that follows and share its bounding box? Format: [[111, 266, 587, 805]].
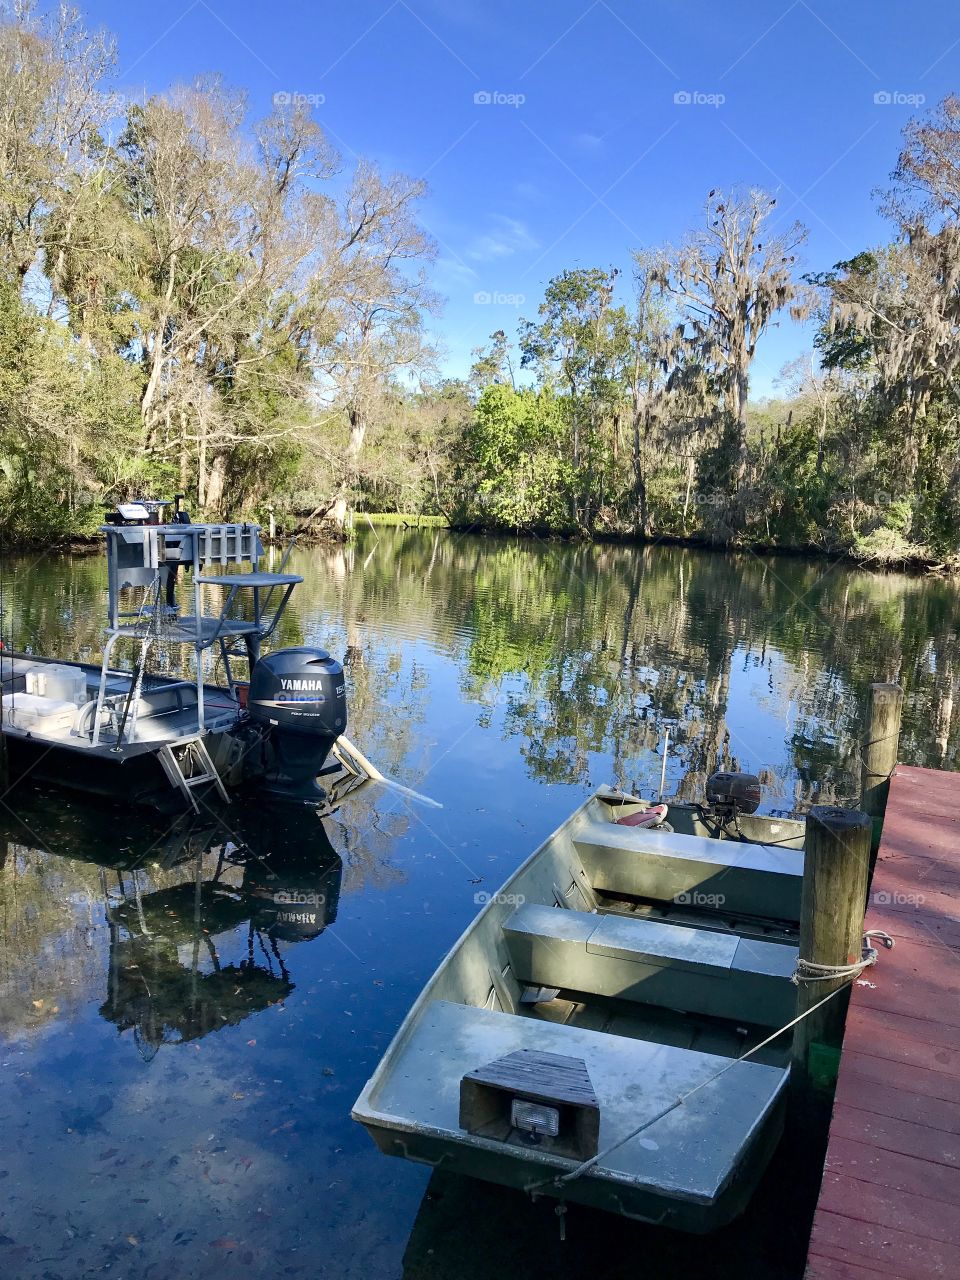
[[466, 215, 539, 262], [573, 131, 604, 152], [434, 256, 479, 286]]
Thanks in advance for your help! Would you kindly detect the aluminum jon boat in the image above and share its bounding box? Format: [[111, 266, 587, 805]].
[[353, 781, 806, 1230]]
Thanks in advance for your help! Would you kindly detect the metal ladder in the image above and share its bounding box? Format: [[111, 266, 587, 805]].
[[158, 735, 230, 811]]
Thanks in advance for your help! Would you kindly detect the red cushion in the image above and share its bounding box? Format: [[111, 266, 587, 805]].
[[616, 804, 668, 827]]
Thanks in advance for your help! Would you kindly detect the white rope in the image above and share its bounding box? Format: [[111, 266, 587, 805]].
[[525, 945, 891, 1196], [791, 930, 895, 986]]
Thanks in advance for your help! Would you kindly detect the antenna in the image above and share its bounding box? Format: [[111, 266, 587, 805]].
[[657, 727, 670, 802]]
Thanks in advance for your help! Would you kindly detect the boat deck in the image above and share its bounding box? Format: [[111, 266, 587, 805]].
[[2, 655, 238, 755], [806, 764, 960, 1279], [367, 998, 787, 1202]]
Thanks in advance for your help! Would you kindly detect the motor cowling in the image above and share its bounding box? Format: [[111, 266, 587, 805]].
[[248, 648, 347, 802], [706, 771, 762, 817]]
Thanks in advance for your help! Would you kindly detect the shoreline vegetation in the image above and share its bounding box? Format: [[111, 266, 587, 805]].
[[15, 512, 951, 576], [2, 9, 960, 574]]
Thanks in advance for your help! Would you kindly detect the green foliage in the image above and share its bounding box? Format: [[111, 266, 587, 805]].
[[3, 2, 960, 573], [0, 282, 145, 543], [465, 384, 573, 530]]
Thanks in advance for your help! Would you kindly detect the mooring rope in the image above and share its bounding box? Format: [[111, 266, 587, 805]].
[[524, 941, 892, 1196], [792, 929, 895, 985], [854, 734, 898, 782]]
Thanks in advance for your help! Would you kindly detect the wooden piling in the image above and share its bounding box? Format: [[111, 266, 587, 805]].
[[792, 804, 872, 1094], [860, 682, 904, 852]]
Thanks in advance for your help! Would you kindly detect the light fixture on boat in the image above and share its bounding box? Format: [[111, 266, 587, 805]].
[[459, 1049, 599, 1160], [510, 1098, 560, 1142]]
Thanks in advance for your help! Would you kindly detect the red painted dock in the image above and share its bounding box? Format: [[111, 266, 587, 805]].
[[806, 764, 960, 1280]]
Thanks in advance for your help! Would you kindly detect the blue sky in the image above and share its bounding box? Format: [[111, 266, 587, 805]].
[[84, 0, 960, 397]]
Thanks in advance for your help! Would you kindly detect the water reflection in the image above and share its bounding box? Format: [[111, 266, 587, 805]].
[[2, 532, 958, 1277], [295, 532, 960, 808], [100, 815, 341, 1060], [0, 795, 342, 1054], [7, 532, 960, 811]]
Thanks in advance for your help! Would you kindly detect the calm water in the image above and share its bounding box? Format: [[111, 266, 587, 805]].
[[0, 529, 957, 1279]]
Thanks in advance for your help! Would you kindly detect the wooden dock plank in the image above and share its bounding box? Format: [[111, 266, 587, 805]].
[[840, 1006, 960, 1070], [805, 1258, 895, 1280], [830, 1104, 960, 1167], [837, 937, 960, 1026], [825, 1135, 960, 1202], [809, 1210, 960, 1279], [805, 764, 960, 1280], [838, 1049, 960, 1104], [864, 903, 960, 951], [818, 1171, 960, 1246], [834, 1077, 960, 1131]]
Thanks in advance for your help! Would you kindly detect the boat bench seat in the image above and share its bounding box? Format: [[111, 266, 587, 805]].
[[504, 903, 798, 1028], [574, 820, 803, 922]]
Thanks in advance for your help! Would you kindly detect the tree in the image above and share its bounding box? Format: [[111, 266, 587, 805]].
[[653, 189, 809, 497], [621, 252, 675, 533], [0, 1, 114, 285], [469, 329, 514, 391], [812, 96, 960, 541], [466, 383, 568, 530], [313, 162, 439, 528], [519, 267, 622, 528], [115, 83, 339, 507]]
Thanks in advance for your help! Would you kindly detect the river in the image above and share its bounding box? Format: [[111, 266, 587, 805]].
[[0, 529, 954, 1278]]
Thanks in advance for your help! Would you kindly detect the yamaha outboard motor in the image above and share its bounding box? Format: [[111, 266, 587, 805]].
[[248, 648, 347, 803]]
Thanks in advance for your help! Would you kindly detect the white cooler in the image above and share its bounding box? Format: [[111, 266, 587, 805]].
[[24, 664, 87, 704], [2, 692, 79, 735]]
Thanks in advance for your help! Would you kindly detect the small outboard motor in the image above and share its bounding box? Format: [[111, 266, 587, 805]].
[[248, 648, 347, 803], [706, 771, 762, 821]]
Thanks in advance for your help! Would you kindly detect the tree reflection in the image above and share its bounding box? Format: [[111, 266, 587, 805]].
[[6, 530, 960, 814], [0, 798, 345, 1048]]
